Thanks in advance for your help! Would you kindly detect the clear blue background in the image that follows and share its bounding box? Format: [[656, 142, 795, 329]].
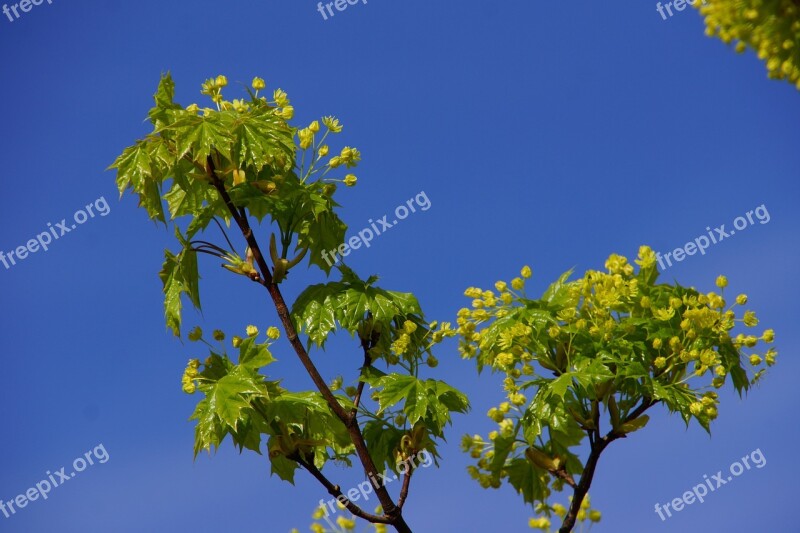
[[0, 1, 798, 532]]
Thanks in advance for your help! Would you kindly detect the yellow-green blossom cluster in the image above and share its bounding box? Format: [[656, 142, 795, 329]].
[[456, 246, 776, 519], [194, 74, 293, 118], [528, 495, 601, 530], [387, 320, 455, 367], [298, 504, 387, 533], [458, 246, 776, 423], [695, 0, 800, 89], [181, 359, 200, 394], [294, 112, 362, 188], [461, 434, 502, 489]]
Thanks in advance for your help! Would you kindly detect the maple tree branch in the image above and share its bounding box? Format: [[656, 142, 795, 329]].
[[559, 398, 659, 532], [205, 155, 410, 531], [292, 454, 392, 524]]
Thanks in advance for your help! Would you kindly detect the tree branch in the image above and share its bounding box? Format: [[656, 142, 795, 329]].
[[205, 156, 411, 531], [351, 326, 378, 423], [292, 454, 392, 524], [397, 467, 414, 509], [550, 467, 578, 490], [558, 398, 659, 533]]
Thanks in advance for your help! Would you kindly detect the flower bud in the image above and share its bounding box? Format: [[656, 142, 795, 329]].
[[188, 326, 202, 342]]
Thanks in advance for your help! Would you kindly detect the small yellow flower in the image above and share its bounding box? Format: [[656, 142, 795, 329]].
[[188, 326, 203, 342], [552, 503, 567, 518], [213, 329, 225, 341], [402, 320, 418, 334], [762, 329, 775, 343], [186, 103, 199, 113], [339, 146, 361, 167], [635, 245, 657, 268], [232, 99, 249, 113], [464, 287, 481, 298], [510, 393, 526, 406], [528, 517, 550, 530], [232, 336, 243, 348], [499, 418, 514, 437], [588, 510, 602, 522], [298, 128, 314, 150], [736, 294, 748, 305], [336, 516, 356, 530], [654, 356, 667, 369], [743, 311, 758, 327], [251, 77, 265, 91], [344, 174, 357, 187], [580, 495, 591, 510], [277, 105, 294, 120], [749, 354, 762, 366], [309, 120, 320, 133], [215, 75, 228, 87], [246, 325, 259, 337], [267, 326, 281, 340], [511, 277, 525, 290], [521, 265, 532, 278], [273, 88, 289, 107], [323, 115, 343, 132], [765, 348, 777, 366], [318, 145, 329, 157], [715, 275, 728, 289], [495, 352, 515, 369], [652, 338, 663, 349], [653, 307, 675, 321], [604, 254, 629, 275]]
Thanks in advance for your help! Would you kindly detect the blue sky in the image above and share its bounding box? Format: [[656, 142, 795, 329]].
[[0, 1, 798, 532]]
